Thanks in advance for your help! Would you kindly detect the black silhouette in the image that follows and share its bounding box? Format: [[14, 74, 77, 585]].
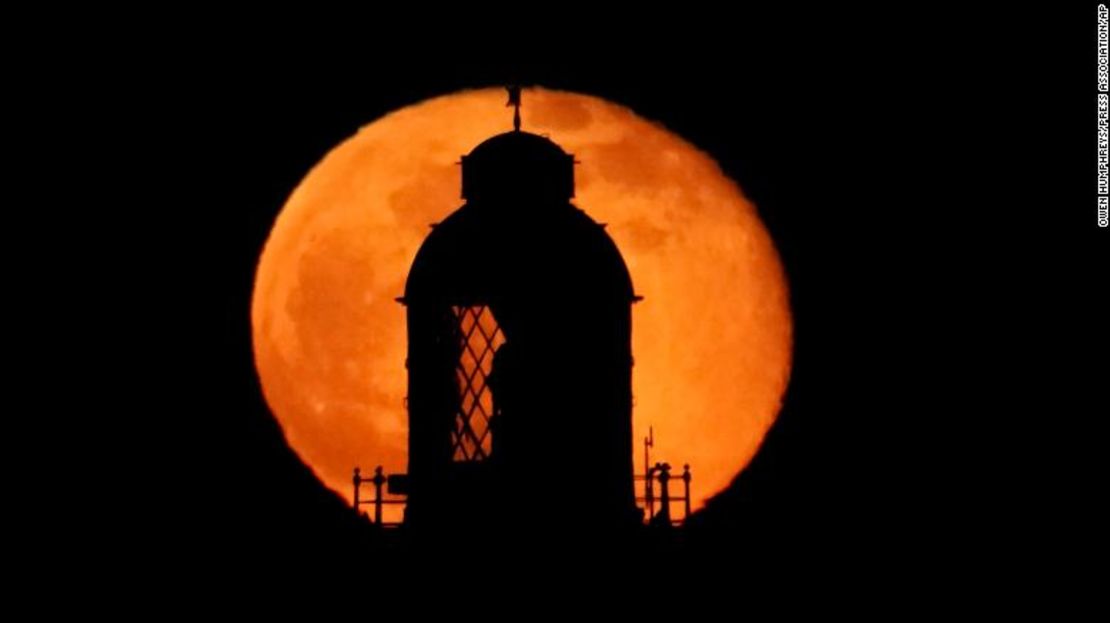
[[396, 88, 642, 544]]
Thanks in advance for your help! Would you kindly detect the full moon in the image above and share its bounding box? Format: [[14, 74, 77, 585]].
[[252, 87, 792, 521]]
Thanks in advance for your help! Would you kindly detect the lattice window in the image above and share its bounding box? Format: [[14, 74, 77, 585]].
[[451, 305, 505, 461]]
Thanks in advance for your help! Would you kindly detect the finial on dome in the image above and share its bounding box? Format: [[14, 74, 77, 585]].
[[506, 85, 522, 132]]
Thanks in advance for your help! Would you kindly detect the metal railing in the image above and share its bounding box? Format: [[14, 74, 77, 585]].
[[352, 462, 692, 527], [352, 466, 406, 528], [635, 462, 692, 526]]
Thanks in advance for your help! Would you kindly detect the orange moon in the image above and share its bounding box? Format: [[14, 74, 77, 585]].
[[251, 87, 792, 521]]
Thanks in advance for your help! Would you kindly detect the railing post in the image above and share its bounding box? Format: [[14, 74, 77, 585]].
[[644, 428, 654, 520], [656, 462, 672, 525], [682, 463, 692, 520], [353, 467, 361, 514], [372, 465, 386, 525]]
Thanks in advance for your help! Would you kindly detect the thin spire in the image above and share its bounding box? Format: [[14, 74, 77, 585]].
[[506, 85, 522, 131]]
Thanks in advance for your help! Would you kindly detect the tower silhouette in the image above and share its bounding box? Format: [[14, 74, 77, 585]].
[[397, 89, 642, 539]]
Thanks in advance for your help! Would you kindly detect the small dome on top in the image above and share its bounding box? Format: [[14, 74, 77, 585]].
[[461, 131, 575, 201], [468, 130, 569, 160]]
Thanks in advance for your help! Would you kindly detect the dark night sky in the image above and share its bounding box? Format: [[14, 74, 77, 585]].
[[41, 7, 1100, 582]]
